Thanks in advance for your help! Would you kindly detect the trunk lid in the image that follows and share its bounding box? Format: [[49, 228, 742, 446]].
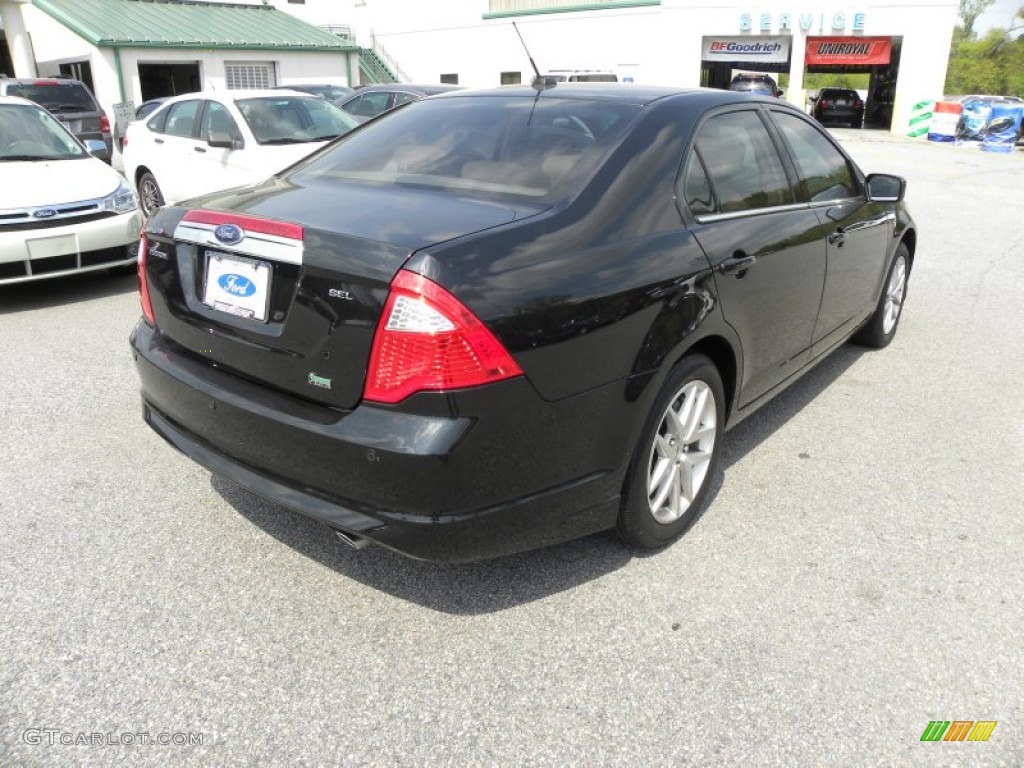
[[144, 177, 546, 409]]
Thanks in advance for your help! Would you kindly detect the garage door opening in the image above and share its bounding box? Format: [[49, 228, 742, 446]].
[[804, 36, 902, 130], [700, 35, 792, 96], [138, 62, 201, 101]]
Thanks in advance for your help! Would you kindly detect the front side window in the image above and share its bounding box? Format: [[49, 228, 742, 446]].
[[771, 112, 859, 202], [694, 110, 791, 213], [0, 103, 86, 160], [200, 100, 243, 144], [163, 100, 200, 138]]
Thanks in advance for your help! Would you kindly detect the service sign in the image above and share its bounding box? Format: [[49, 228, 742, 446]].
[[805, 37, 891, 65], [702, 36, 792, 63]]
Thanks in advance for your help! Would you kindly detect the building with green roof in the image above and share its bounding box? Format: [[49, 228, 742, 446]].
[[2, 0, 361, 160]]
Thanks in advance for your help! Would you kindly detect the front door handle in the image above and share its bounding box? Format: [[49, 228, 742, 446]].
[[718, 253, 757, 277], [194, 146, 207, 153], [828, 227, 846, 245], [154, 138, 164, 144]]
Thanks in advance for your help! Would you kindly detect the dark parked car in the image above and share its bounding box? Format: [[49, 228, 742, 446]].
[[728, 74, 781, 97], [335, 83, 462, 122], [0, 75, 112, 161], [273, 83, 355, 101], [811, 87, 864, 128], [132, 85, 916, 562]]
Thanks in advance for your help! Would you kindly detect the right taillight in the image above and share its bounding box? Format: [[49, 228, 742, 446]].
[[137, 234, 155, 325], [364, 269, 522, 404]]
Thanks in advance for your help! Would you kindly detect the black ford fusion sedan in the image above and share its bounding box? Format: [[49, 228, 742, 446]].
[[131, 84, 916, 562]]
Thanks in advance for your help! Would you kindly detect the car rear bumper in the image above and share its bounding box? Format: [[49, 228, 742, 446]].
[[817, 108, 863, 123], [131, 321, 634, 562], [0, 210, 140, 284]]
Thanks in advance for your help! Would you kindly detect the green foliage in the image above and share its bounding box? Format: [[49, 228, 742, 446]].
[[945, 28, 1024, 96], [958, 0, 997, 39], [802, 73, 870, 90]]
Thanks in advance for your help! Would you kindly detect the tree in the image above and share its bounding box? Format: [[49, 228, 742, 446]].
[[959, 0, 997, 39]]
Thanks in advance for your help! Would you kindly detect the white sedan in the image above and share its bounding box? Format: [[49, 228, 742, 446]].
[[0, 95, 140, 284], [122, 90, 359, 218]]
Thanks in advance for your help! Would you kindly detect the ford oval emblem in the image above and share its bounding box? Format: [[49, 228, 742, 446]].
[[214, 223, 244, 245], [217, 273, 256, 297], [33, 208, 58, 219]]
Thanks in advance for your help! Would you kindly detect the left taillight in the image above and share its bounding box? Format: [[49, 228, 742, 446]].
[[364, 270, 522, 404], [137, 234, 155, 325], [99, 114, 110, 134]]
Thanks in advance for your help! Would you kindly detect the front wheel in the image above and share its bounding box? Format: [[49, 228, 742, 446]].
[[853, 243, 910, 348], [617, 355, 725, 550], [138, 171, 164, 219]]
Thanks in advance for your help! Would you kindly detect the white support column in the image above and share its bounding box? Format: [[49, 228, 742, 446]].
[[0, 0, 37, 78], [787, 30, 806, 113]]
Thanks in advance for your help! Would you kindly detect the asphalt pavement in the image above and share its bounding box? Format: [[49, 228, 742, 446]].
[[1, 130, 1021, 766]]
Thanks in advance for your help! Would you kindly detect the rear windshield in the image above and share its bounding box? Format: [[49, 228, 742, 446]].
[[822, 89, 859, 99], [731, 80, 775, 94], [235, 96, 360, 144], [5, 83, 97, 113], [288, 95, 641, 200]]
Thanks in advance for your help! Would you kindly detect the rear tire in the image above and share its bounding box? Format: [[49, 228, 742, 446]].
[[617, 355, 725, 550], [138, 171, 164, 219], [853, 242, 910, 348]]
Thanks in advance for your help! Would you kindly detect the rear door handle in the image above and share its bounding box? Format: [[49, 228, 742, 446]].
[[154, 138, 164, 144], [194, 146, 206, 153], [828, 227, 846, 245], [718, 253, 757, 277]]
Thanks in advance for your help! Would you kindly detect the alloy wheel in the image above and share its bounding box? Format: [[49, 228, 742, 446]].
[[883, 255, 907, 335], [647, 380, 717, 524], [140, 178, 161, 218]]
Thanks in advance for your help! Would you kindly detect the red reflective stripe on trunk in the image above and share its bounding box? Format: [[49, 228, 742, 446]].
[[181, 209, 304, 241]]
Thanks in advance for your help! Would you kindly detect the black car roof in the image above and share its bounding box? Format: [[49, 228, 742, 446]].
[[431, 84, 784, 110], [352, 83, 462, 95]]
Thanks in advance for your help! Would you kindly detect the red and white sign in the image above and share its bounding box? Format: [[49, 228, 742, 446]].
[[702, 36, 791, 63], [805, 37, 891, 66]]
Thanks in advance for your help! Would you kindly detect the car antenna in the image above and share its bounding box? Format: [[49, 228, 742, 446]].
[[513, 22, 556, 92]]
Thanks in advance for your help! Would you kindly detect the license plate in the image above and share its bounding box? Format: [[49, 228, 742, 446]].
[[203, 251, 271, 321], [837, 100, 850, 107]]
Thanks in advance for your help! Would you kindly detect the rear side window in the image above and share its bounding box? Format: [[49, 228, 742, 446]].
[[771, 112, 859, 202], [694, 110, 792, 213], [163, 100, 200, 137], [679, 152, 714, 216], [343, 92, 391, 118]]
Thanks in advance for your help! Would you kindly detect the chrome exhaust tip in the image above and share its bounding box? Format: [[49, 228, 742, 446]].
[[335, 529, 370, 550]]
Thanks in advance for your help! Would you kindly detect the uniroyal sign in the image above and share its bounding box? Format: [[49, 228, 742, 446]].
[[805, 36, 891, 65], [702, 36, 792, 63]]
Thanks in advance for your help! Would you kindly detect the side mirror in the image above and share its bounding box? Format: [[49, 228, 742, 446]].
[[207, 131, 243, 150], [776, 90, 785, 99], [865, 173, 906, 202], [83, 139, 107, 156]]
